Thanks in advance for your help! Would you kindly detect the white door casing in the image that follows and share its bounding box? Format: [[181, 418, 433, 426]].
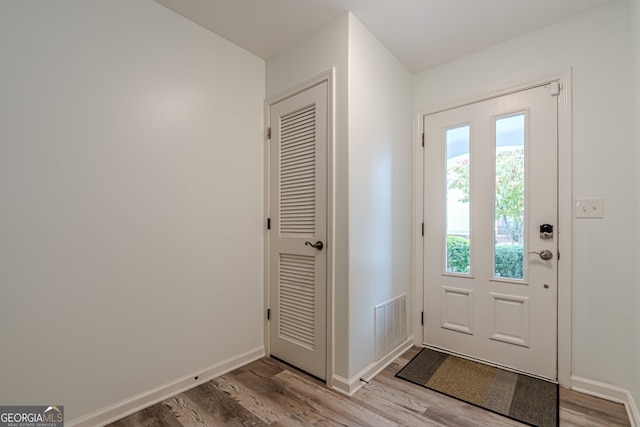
[[423, 84, 559, 380], [267, 81, 328, 380]]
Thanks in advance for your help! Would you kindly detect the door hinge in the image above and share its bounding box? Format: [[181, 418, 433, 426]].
[[267, 308, 271, 320], [421, 222, 424, 236], [557, 251, 560, 260], [421, 311, 424, 325], [267, 218, 271, 230], [422, 132, 425, 147], [267, 127, 271, 140]]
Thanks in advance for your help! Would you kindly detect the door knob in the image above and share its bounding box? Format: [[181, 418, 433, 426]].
[[527, 249, 553, 260], [305, 240, 324, 251]]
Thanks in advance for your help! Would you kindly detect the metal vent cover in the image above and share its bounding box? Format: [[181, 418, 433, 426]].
[[374, 294, 407, 361]]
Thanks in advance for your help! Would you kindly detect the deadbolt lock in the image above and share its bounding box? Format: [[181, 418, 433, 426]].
[[540, 224, 553, 240]]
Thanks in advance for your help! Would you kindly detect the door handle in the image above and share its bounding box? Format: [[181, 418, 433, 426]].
[[305, 240, 324, 251], [527, 250, 553, 260]]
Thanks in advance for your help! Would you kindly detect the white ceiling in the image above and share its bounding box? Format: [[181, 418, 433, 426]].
[[153, 0, 616, 72]]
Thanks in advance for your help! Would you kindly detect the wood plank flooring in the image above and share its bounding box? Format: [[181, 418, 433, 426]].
[[109, 347, 631, 426]]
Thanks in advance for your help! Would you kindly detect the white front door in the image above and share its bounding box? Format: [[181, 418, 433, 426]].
[[423, 84, 559, 379], [268, 81, 328, 380]]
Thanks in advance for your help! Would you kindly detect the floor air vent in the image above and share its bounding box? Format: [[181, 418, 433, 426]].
[[375, 294, 407, 361]]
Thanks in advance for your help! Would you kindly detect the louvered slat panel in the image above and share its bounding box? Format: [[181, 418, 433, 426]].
[[279, 253, 315, 350], [280, 104, 315, 236]]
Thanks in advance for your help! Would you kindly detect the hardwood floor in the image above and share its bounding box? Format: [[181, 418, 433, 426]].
[[109, 347, 631, 426]]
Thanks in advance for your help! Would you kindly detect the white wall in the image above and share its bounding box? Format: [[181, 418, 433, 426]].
[[347, 15, 413, 378], [632, 0, 640, 411], [0, 1, 265, 422], [266, 13, 350, 377], [414, 0, 637, 391]]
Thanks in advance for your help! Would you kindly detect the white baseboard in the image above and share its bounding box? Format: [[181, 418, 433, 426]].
[[66, 346, 265, 427], [571, 375, 639, 427], [332, 337, 414, 396], [631, 393, 640, 427]]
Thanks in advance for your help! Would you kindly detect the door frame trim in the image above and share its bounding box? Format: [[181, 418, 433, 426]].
[[264, 69, 335, 386], [413, 69, 573, 386]]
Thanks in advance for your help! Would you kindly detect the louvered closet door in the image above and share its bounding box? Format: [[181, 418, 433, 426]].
[[269, 81, 327, 380]]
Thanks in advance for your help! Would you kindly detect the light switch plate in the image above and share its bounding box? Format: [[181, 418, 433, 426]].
[[575, 198, 603, 218]]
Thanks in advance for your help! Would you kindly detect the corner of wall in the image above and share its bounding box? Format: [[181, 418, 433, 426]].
[[632, 0, 640, 419], [571, 376, 639, 427], [332, 338, 414, 397]]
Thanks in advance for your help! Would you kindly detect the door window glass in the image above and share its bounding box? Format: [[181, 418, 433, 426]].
[[446, 125, 471, 274], [494, 114, 525, 279]]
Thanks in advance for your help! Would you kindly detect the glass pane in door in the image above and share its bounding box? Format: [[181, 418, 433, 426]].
[[494, 114, 525, 279], [446, 125, 470, 274]]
